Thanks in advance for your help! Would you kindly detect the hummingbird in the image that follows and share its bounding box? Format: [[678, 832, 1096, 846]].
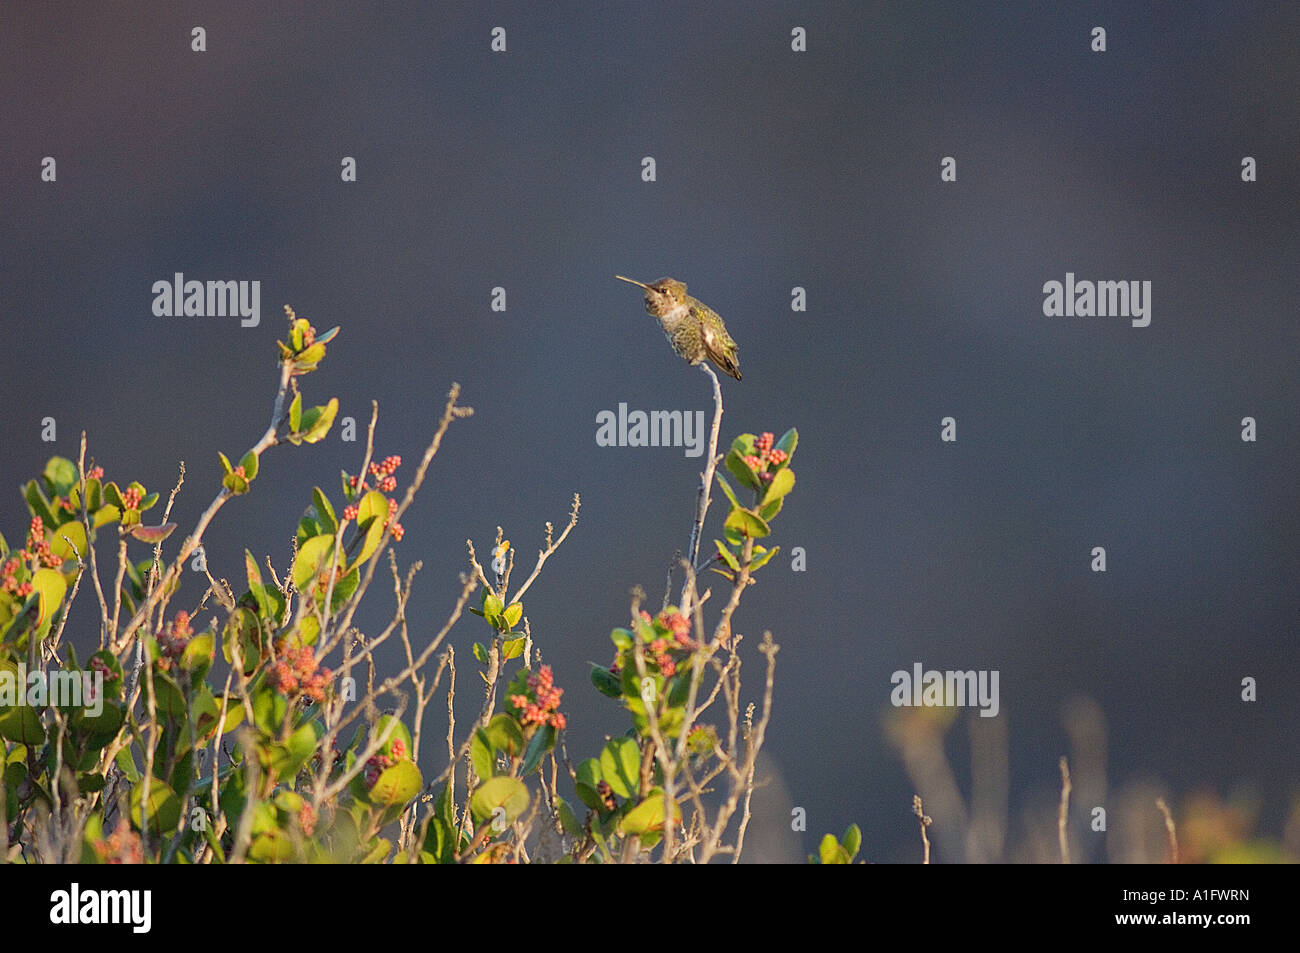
[[615, 276, 741, 380]]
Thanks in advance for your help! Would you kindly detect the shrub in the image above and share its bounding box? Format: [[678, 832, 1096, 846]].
[[0, 307, 794, 864]]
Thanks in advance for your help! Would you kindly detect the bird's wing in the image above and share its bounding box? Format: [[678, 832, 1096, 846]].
[[699, 317, 741, 380]]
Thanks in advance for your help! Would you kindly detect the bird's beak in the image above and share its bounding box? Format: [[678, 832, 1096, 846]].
[[615, 275, 651, 291]]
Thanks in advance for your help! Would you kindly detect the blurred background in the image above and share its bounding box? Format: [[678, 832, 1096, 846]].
[[1, 1, 1297, 861]]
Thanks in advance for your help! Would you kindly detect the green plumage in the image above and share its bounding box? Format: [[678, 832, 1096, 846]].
[[615, 275, 741, 380]]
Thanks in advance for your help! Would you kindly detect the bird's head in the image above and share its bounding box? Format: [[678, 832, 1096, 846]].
[[616, 275, 688, 313]]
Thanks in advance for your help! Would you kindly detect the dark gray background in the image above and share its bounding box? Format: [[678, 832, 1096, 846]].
[[2, 2, 1296, 861]]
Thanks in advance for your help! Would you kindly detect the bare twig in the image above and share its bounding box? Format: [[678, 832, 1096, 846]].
[[913, 795, 932, 864], [681, 364, 723, 615], [508, 495, 581, 606], [1155, 798, 1179, 864], [1058, 756, 1072, 864]]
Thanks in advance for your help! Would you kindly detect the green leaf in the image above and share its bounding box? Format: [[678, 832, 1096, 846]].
[[599, 736, 640, 800], [32, 568, 67, 625], [249, 830, 294, 863], [366, 759, 422, 809], [748, 545, 780, 572], [352, 491, 390, 567], [555, 796, 582, 837], [103, 481, 127, 509], [288, 392, 302, 433], [730, 433, 756, 457], [292, 534, 340, 591], [715, 475, 742, 510], [501, 636, 525, 660], [50, 521, 88, 563], [472, 642, 488, 664], [0, 699, 44, 744], [482, 590, 504, 628], [842, 823, 862, 860], [329, 567, 359, 613], [244, 549, 263, 593], [775, 427, 798, 461], [23, 481, 58, 529], [373, 715, 413, 761], [520, 724, 555, 776], [575, 757, 604, 811], [298, 398, 338, 444], [294, 342, 326, 370], [502, 602, 523, 630], [239, 450, 259, 482], [179, 631, 215, 674], [725, 450, 763, 492], [469, 776, 530, 825], [483, 713, 523, 758], [312, 487, 338, 536], [714, 539, 740, 571], [620, 789, 679, 837], [760, 466, 795, 507], [43, 457, 78, 496], [359, 837, 392, 865], [131, 779, 181, 836], [114, 747, 141, 784], [264, 722, 319, 779], [222, 607, 262, 674], [146, 667, 188, 719], [471, 729, 496, 780], [609, 627, 633, 651], [723, 507, 770, 541], [590, 665, 622, 698], [316, 326, 340, 345], [818, 833, 850, 864]]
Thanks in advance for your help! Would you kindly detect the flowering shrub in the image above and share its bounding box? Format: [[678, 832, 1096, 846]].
[[0, 308, 793, 864]]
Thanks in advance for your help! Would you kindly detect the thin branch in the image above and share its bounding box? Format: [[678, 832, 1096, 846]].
[[913, 795, 932, 864], [1155, 798, 1179, 864], [508, 494, 581, 606], [681, 364, 723, 615], [1058, 756, 1072, 864]]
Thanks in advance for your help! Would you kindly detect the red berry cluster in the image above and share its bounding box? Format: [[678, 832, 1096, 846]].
[[362, 736, 407, 788], [743, 432, 788, 484], [302, 324, 317, 346], [19, 516, 63, 571], [626, 610, 696, 678], [595, 779, 617, 811], [509, 665, 566, 731], [269, 645, 332, 703], [232, 465, 246, 479], [86, 656, 119, 702], [86, 466, 104, 481], [368, 455, 401, 494], [92, 818, 144, 864], [1, 556, 27, 596], [386, 497, 405, 541], [342, 455, 405, 540], [155, 611, 194, 667], [121, 486, 142, 510]]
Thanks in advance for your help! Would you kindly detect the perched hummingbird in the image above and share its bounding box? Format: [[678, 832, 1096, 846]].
[[615, 275, 741, 380]]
